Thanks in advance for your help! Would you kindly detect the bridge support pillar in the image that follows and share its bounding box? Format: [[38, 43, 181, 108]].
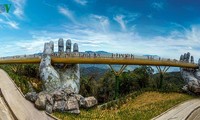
[[156, 66, 170, 89], [109, 64, 127, 100]]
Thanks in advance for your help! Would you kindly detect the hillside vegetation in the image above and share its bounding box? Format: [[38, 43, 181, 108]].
[[53, 92, 194, 120], [0, 64, 194, 119]]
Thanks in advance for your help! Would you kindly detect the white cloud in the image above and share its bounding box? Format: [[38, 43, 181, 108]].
[[152, 2, 164, 10], [1, 17, 200, 63], [114, 15, 126, 31], [89, 14, 110, 32], [0, 18, 19, 29], [10, 0, 26, 19], [27, 24, 200, 62], [74, 0, 88, 5], [113, 11, 139, 31], [58, 6, 77, 24]]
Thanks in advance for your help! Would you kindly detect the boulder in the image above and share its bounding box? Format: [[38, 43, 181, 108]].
[[53, 100, 65, 112], [25, 92, 38, 102], [83, 96, 98, 108], [46, 103, 53, 113], [65, 96, 79, 111], [63, 87, 74, 95], [53, 90, 64, 101], [46, 94, 54, 105], [35, 92, 47, 110], [68, 109, 80, 114], [26, 87, 98, 114]]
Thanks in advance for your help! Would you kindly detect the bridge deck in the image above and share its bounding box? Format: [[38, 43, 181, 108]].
[[0, 57, 198, 68]]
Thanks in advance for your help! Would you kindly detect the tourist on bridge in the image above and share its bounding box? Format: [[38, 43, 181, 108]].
[[94, 53, 97, 58], [116, 53, 118, 58]]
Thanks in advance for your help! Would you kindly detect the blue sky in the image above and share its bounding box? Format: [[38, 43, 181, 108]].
[[1, 0, 200, 61]]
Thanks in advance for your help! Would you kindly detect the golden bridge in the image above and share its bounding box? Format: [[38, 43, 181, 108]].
[[0, 55, 198, 68], [0, 53, 197, 99]]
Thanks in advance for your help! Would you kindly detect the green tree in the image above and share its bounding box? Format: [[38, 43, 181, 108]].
[[134, 66, 154, 88]]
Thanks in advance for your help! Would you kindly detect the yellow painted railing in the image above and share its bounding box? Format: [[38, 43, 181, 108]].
[[0, 57, 198, 68]]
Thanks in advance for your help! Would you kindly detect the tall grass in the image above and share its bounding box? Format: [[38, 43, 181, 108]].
[[53, 91, 194, 120]]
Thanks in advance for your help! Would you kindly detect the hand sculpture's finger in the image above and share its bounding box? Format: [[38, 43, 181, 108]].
[[43, 42, 53, 55], [56, 38, 65, 68], [58, 38, 64, 54], [40, 42, 53, 68], [186, 52, 190, 63], [73, 43, 79, 52], [198, 59, 200, 67], [184, 53, 187, 62], [180, 54, 184, 62], [40, 41, 61, 92], [191, 56, 194, 63], [66, 39, 71, 53]]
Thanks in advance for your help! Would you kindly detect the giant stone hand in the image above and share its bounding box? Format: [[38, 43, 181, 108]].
[[180, 52, 200, 93], [39, 38, 80, 93]]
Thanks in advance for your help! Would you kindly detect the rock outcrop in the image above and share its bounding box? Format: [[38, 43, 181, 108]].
[[25, 88, 97, 114]]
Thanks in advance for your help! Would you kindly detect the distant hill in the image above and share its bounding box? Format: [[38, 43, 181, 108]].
[[143, 54, 160, 59], [85, 51, 111, 54], [80, 66, 108, 80]]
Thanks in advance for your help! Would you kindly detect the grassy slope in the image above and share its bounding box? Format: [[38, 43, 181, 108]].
[[53, 91, 194, 120]]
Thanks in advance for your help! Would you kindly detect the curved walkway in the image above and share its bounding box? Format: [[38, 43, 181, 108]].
[[0, 95, 14, 120], [0, 69, 54, 120], [152, 98, 200, 120], [187, 107, 200, 120]]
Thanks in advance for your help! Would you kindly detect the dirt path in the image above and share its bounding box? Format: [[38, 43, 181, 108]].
[[0, 69, 55, 120], [152, 99, 200, 120]]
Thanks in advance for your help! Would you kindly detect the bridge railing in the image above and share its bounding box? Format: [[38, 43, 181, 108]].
[[0, 52, 196, 66]]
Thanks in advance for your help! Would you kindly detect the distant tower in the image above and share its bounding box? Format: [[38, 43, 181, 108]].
[[66, 39, 71, 53], [73, 43, 78, 52], [58, 38, 64, 53]]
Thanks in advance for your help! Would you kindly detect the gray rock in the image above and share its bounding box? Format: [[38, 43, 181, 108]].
[[65, 96, 79, 111], [79, 98, 86, 107], [46, 103, 53, 113], [46, 94, 54, 105], [53, 90, 64, 101], [74, 94, 84, 101], [68, 109, 80, 114], [53, 100, 65, 112], [63, 87, 74, 95], [25, 92, 38, 102], [35, 92, 47, 110], [83, 97, 98, 108], [74, 94, 85, 106]]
